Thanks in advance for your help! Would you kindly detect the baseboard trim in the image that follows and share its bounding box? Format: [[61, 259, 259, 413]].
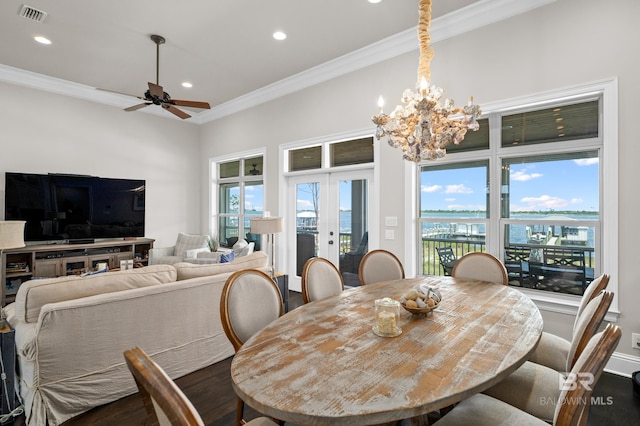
[[606, 351, 640, 377]]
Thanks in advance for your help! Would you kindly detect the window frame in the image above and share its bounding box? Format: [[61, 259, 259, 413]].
[[209, 148, 266, 246], [415, 79, 618, 318]]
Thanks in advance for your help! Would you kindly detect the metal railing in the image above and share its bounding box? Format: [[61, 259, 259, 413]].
[[421, 237, 595, 278], [422, 237, 486, 276]]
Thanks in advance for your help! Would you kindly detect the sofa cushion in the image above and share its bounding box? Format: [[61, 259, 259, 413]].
[[15, 265, 177, 323], [174, 251, 268, 281], [232, 239, 248, 256]]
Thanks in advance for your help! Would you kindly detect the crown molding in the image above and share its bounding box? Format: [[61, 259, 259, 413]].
[[0, 0, 556, 125]]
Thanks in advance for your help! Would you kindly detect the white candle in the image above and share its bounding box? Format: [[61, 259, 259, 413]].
[[377, 95, 384, 113], [420, 77, 428, 98]]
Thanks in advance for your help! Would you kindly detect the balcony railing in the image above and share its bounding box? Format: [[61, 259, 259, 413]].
[[422, 237, 485, 276]]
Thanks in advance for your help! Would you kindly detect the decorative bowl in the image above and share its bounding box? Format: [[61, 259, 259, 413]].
[[400, 300, 440, 316], [399, 284, 442, 316]]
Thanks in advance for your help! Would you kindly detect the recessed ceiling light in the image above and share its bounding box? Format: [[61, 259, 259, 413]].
[[369, 0, 382, 4], [273, 31, 287, 41], [182, 82, 193, 88], [34, 35, 51, 45]]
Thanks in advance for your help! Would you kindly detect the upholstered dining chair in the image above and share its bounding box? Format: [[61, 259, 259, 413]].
[[358, 249, 405, 286], [301, 257, 344, 303], [124, 346, 277, 426], [451, 252, 508, 285], [434, 323, 622, 426], [528, 274, 610, 371], [220, 269, 284, 426], [480, 291, 614, 422]]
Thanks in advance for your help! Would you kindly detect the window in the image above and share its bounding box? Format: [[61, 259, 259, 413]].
[[287, 137, 374, 172], [211, 152, 264, 247], [420, 160, 488, 276], [418, 81, 617, 307]]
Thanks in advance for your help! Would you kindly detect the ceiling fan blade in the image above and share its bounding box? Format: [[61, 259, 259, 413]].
[[148, 82, 164, 99], [170, 99, 211, 109], [162, 104, 191, 119], [125, 103, 151, 112]]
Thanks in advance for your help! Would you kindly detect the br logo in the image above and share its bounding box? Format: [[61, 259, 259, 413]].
[[560, 372, 595, 391]]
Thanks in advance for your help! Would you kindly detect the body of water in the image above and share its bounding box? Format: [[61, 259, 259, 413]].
[[339, 210, 596, 248]]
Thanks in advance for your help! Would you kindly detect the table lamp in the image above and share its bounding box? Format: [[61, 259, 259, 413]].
[[0, 220, 26, 315], [250, 216, 284, 279]]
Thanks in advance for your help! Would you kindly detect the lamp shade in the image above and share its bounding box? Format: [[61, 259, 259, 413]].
[[0, 221, 26, 250], [250, 217, 284, 235]]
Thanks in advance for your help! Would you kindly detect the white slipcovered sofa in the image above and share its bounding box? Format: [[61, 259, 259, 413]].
[[3, 251, 269, 425]]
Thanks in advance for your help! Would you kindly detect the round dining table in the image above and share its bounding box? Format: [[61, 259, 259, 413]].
[[231, 276, 543, 425]]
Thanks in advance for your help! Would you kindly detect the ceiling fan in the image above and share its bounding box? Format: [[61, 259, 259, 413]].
[[110, 34, 211, 119]]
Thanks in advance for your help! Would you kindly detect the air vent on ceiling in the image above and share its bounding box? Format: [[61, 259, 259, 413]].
[[18, 4, 48, 23]]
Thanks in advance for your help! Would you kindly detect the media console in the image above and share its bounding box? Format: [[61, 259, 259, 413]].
[[0, 238, 154, 305]]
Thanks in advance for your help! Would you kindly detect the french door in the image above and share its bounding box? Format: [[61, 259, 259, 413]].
[[286, 170, 373, 291]]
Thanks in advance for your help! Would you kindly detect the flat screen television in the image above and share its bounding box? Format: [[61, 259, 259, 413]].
[[4, 172, 145, 243]]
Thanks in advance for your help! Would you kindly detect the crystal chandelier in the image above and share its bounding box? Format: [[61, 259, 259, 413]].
[[372, 0, 482, 162]]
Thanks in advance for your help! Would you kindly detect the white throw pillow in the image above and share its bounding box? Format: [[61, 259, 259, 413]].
[[232, 239, 248, 257], [239, 242, 255, 257]]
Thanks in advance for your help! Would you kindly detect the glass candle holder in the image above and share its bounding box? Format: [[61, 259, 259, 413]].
[[373, 297, 402, 337]]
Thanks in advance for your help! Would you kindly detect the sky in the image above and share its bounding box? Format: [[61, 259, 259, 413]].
[[291, 156, 600, 215], [296, 181, 357, 212], [420, 158, 599, 212]]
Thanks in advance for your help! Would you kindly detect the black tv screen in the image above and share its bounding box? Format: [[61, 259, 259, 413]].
[[4, 172, 145, 243]]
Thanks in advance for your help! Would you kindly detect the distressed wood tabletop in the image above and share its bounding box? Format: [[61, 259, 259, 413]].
[[231, 276, 543, 425]]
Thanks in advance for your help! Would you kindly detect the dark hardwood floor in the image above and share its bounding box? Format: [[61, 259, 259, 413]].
[[10, 291, 640, 425]]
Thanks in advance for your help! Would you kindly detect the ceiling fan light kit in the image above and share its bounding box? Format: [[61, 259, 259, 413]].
[[119, 34, 211, 119]]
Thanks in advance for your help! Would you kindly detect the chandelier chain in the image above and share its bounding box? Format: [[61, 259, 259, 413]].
[[418, 0, 434, 82]]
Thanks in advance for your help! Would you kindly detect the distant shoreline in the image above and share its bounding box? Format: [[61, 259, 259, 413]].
[[419, 210, 598, 215]]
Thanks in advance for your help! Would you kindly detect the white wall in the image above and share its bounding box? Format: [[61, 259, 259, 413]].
[[199, 0, 640, 366], [2, 0, 639, 368], [0, 82, 201, 248]]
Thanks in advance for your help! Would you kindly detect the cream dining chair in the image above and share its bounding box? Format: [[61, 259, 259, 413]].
[[220, 269, 284, 426], [434, 323, 621, 426], [451, 252, 508, 285], [124, 346, 277, 426], [481, 290, 614, 422], [358, 249, 405, 286], [301, 257, 344, 303], [528, 274, 610, 371]]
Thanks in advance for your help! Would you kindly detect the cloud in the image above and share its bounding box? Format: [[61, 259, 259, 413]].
[[511, 170, 543, 181], [570, 197, 584, 204], [447, 203, 485, 210], [444, 197, 456, 202], [421, 184, 442, 193], [574, 158, 599, 166], [520, 194, 568, 209], [445, 184, 473, 194], [297, 199, 313, 208], [446, 204, 466, 210]]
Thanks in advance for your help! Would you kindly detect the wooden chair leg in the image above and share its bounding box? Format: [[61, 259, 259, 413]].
[[236, 397, 245, 426], [409, 413, 430, 425]]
